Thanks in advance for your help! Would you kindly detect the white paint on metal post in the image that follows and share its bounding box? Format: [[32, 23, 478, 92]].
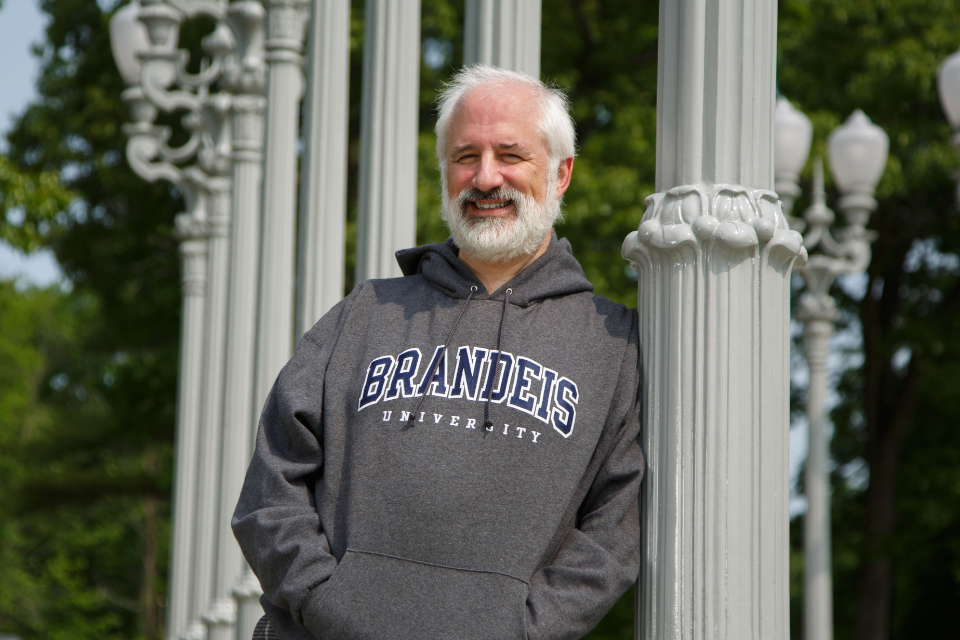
[[203, 2, 268, 637], [296, 0, 351, 336], [355, 0, 421, 282], [168, 197, 208, 640], [234, 0, 309, 636], [622, 1, 806, 637], [184, 176, 231, 640], [801, 313, 836, 640], [204, 93, 265, 640], [463, 0, 541, 78]]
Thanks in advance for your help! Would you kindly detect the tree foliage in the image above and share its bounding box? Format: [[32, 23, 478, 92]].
[[0, 0, 180, 636]]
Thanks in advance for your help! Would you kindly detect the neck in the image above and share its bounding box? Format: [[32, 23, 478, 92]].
[[459, 232, 551, 294]]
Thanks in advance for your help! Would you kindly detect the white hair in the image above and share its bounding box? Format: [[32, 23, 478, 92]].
[[434, 64, 577, 175]]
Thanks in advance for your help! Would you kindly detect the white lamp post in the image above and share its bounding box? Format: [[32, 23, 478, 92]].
[[622, 1, 807, 637], [775, 105, 889, 640], [111, 5, 228, 640], [110, 2, 268, 639]]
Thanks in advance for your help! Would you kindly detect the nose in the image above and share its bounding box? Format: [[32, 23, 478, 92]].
[[473, 153, 504, 192]]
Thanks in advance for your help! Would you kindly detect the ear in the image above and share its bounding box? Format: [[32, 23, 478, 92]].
[[555, 157, 574, 199]]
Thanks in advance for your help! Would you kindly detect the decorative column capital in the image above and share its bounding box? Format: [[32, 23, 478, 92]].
[[205, 176, 232, 237], [264, 0, 308, 60], [175, 212, 207, 297], [225, 1, 267, 95], [231, 95, 267, 161], [622, 182, 807, 267]]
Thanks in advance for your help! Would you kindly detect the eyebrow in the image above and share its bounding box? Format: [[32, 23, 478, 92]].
[[449, 142, 533, 157]]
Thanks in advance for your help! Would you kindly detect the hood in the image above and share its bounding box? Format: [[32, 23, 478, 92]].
[[395, 231, 594, 307]]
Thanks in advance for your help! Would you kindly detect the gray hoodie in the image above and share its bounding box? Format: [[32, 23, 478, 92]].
[[233, 234, 644, 640]]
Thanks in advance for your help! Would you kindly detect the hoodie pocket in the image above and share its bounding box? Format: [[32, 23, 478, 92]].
[[304, 549, 528, 640]]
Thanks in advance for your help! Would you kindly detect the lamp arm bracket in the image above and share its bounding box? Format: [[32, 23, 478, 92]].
[[802, 224, 824, 251], [123, 127, 183, 186], [141, 55, 202, 113], [176, 55, 225, 89], [817, 226, 845, 256], [156, 125, 203, 163]]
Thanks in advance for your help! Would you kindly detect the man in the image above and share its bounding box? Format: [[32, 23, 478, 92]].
[[233, 64, 643, 640]]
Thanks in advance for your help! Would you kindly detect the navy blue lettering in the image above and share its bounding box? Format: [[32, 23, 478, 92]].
[[508, 357, 542, 414], [384, 348, 421, 400], [535, 368, 558, 423], [358, 356, 395, 410], [551, 377, 579, 438], [481, 351, 514, 403], [449, 346, 488, 400], [417, 346, 450, 397]]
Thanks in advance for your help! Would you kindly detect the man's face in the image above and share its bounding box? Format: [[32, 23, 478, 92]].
[[441, 84, 572, 264]]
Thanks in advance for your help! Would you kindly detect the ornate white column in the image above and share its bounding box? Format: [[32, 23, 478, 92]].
[[796, 161, 840, 640], [174, 89, 232, 640], [355, 0, 421, 282], [168, 192, 208, 640], [463, 0, 541, 78], [231, 1, 309, 637], [255, 0, 308, 400], [295, 0, 351, 335], [203, 2, 267, 639], [621, 1, 806, 638], [791, 130, 885, 640], [799, 297, 836, 640], [119, 4, 238, 637], [184, 172, 231, 640]]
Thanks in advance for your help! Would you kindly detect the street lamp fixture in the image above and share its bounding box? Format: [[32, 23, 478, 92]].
[[827, 110, 889, 234], [937, 47, 960, 205], [109, 0, 152, 86], [775, 97, 813, 220], [775, 102, 889, 640], [937, 47, 960, 130]]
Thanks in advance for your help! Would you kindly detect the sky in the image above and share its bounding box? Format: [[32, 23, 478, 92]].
[[0, 0, 64, 289]]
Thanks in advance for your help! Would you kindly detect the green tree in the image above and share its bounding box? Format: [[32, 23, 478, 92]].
[[778, 1, 960, 639], [1, 0, 182, 636]]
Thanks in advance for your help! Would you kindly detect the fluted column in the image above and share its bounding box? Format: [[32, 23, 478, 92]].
[[168, 195, 208, 640], [203, 2, 267, 638], [255, 0, 308, 399], [295, 0, 351, 335], [184, 175, 231, 640], [797, 261, 840, 640], [355, 0, 421, 282], [463, 0, 541, 78], [621, 1, 806, 637], [800, 309, 836, 640], [231, 1, 308, 636]]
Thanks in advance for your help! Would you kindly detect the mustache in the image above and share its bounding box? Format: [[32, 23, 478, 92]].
[[454, 187, 519, 214], [458, 187, 512, 202]]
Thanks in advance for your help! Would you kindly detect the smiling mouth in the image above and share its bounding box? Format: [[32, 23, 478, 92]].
[[471, 200, 513, 211]]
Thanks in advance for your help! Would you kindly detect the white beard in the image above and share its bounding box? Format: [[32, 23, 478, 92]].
[[441, 172, 561, 264]]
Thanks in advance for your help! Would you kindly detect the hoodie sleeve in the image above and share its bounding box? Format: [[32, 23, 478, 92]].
[[525, 314, 644, 640], [231, 294, 352, 627]]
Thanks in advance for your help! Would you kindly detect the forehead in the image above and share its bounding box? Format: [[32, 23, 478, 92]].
[[447, 85, 544, 151]]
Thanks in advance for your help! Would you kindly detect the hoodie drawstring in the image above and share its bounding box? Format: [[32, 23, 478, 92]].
[[483, 288, 512, 431], [407, 286, 478, 427]]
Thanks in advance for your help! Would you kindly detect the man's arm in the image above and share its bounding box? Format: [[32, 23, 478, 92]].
[[526, 320, 644, 640], [232, 297, 350, 626]]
